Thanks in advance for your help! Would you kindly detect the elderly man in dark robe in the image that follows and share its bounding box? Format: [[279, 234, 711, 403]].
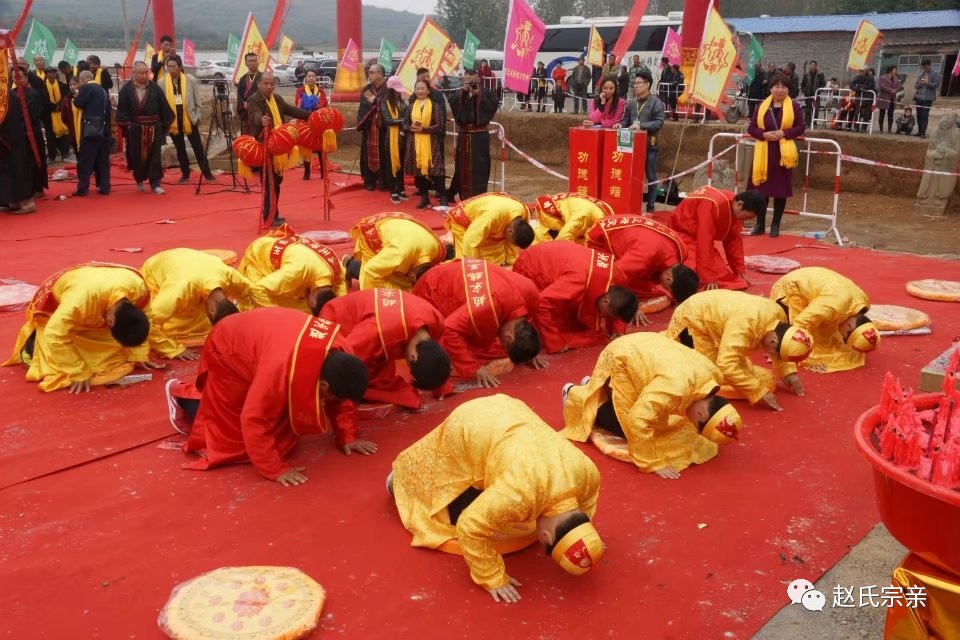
[[446, 67, 499, 202], [1, 70, 43, 214], [356, 63, 388, 191], [117, 61, 174, 195]]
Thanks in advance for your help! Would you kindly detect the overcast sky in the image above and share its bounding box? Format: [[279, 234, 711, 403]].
[[365, 0, 434, 15]]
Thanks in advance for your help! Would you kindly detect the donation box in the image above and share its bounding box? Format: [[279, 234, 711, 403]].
[[567, 127, 605, 198], [600, 128, 647, 215]]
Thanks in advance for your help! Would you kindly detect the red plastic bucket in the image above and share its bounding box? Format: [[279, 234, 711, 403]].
[[854, 393, 960, 577]]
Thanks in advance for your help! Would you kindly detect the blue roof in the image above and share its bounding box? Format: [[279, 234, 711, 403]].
[[728, 10, 960, 34]]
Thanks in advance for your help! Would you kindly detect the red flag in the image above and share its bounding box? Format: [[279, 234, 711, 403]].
[[264, 0, 293, 50], [122, 0, 153, 81], [10, 0, 34, 40], [611, 0, 651, 63]]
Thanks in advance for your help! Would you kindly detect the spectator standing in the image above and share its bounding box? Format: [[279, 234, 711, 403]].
[[570, 57, 592, 115], [913, 59, 940, 138], [800, 61, 825, 126], [876, 66, 901, 133], [617, 71, 665, 214]]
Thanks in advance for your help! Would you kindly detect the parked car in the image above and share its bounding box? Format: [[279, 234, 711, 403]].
[[272, 64, 298, 86], [195, 60, 234, 84], [302, 59, 337, 87]]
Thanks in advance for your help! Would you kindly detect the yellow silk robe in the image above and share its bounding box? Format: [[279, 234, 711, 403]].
[[664, 290, 790, 404], [4, 266, 151, 392], [391, 394, 600, 591], [142, 248, 252, 358], [535, 195, 607, 244], [350, 217, 445, 291], [563, 333, 722, 472], [769, 267, 870, 374], [239, 237, 347, 312], [446, 193, 529, 266]]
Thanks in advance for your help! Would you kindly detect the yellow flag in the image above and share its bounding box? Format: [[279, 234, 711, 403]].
[[394, 17, 452, 93], [586, 26, 604, 67], [278, 34, 294, 66], [438, 42, 463, 77], [688, 3, 741, 112], [847, 20, 882, 71], [143, 43, 155, 64], [232, 12, 269, 84]]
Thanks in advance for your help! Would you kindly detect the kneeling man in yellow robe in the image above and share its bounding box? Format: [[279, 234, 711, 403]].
[[445, 192, 535, 266], [141, 248, 252, 360], [389, 395, 604, 604], [562, 333, 743, 480], [4, 264, 153, 393], [769, 266, 879, 374], [664, 290, 814, 412]]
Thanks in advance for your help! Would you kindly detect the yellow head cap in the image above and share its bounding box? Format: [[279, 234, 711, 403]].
[[847, 322, 880, 353], [550, 522, 604, 576], [701, 403, 743, 445], [779, 326, 814, 362]]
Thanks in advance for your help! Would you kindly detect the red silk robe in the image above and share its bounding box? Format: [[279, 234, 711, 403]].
[[319, 288, 445, 410], [667, 186, 748, 290], [182, 307, 357, 481], [586, 216, 686, 298], [412, 259, 541, 377], [513, 241, 628, 354]]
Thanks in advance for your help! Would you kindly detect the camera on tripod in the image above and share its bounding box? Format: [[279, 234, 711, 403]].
[[213, 77, 230, 111]]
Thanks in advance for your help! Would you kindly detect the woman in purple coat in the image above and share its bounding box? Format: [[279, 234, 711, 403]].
[[747, 74, 806, 237]]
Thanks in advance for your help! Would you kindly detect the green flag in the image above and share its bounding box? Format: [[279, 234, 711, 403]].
[[462, 30, 480, 70], [227, 33, 240, 67], [23, 19, 58, 69], [62, 38, 80, 66], [745, 35, 763, 83], [378, 39, 396, 73]]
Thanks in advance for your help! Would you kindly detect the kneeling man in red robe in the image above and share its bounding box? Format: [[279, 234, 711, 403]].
[[168, 307, 376, 486], [667, 186, 765, 291], [513, 241, 638, 353]]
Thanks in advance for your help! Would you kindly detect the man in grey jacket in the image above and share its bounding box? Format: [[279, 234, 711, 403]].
[[616, 71, 666, 214], [569, 57, 592, 115], [164, 56, 215, 183], [913, 59, 941, 138]]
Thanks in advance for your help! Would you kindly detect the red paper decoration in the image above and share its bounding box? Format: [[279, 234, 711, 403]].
[[232, 135, 265, 167], [267, 123, 299, 156]]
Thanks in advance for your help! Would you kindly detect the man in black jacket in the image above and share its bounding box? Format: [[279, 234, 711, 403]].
[[73, 70, 113, 196], [800, 61, 825, 127], [86, 55, 114, 91]]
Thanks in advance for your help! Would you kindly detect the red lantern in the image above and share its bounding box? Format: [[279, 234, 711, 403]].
[[296, 120, 323, 152], [266, 123, 299, 156], [309, 108, 335, 134], [232, 135, 264, 167], [329, 108, 345, 133]]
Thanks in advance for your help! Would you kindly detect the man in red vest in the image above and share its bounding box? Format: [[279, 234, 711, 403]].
[[668, 187, 765, 291], [513, 241, 638, 353]]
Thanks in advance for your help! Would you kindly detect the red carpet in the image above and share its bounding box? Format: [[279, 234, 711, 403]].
[[2, 170, 960, 638]]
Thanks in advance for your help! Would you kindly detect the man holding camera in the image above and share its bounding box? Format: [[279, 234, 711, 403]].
[[150, 35, 176, 83], [236, 53, 263, 135], [446, 68, 499, 202], [163, 56, 216, 184]]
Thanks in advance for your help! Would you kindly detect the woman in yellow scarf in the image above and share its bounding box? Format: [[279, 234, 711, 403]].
[[747, 74, 806, 238], [404, 79, 446, 209], [381, 76, 409, 204]]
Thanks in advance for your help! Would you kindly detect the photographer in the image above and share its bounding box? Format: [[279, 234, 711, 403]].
[[446, 67, 499, 202], [163, 56, 215, 183], [151, 35, 176, 83]]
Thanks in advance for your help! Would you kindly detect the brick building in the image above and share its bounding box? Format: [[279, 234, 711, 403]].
[[729, 10, 960, 100]]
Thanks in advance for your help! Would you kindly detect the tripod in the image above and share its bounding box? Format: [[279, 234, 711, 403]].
[[196, 80, 250, 194]]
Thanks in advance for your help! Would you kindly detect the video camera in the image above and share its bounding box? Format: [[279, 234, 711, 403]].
[[213, 77, 230, 104]]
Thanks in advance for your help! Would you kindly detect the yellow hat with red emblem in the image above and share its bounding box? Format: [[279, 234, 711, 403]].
[[847, 321, 880, 353], [779, 326, 814, 362], [701, 403, 743, 445], [550, 522, 604, 576]]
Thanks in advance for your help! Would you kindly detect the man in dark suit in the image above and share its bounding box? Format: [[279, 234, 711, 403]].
[[246, 71, 311, 227], [235, 53, 263, 135], [86, 55, 114, 91]]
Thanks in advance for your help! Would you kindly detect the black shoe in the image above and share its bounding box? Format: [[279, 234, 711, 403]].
[[364, 184, 375, 191], [439, 195, 449, 207], [416, 195, 430, 209], [178, 175, 191, 184], [397, 192, 410, 201], [390, 194, 401, 204], [770, 225, 780, 238], [203, 173, 216, 181], [72, 191, 88, 197]]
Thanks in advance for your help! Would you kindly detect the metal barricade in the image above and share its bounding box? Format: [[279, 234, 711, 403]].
[[444, 119, 507, 192], [813, 88, 876, 134], [706, 132, 845, 246]]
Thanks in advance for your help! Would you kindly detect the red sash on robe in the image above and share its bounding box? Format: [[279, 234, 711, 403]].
[[681, 185, 734, 240], [537, 193, 614, 227], [355, 212, 444, 263], [577, 250, 615, 331], [288, 316, 340, 434], [461, 258, 500, 338], [30, 262, 149, 317], [373, 288, 409, 359], [588, 215, 688, 262], [447, 192, 528, 229], [269, 236, 344, 286]]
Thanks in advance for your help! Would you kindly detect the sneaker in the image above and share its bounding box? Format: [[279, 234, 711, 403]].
[[165, 379, 192, 435], [397, 192, 410, 201], [153, 187, 166, 195], [562, 382, 575, 404], [390, 194, 401, 204], [580, 375, 591, 386], [136, 182, 145, 193]]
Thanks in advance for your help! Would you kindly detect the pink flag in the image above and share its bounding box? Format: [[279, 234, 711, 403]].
[[660, 27, 681, 66], [341, 37, 361, 72], [182, 38, 196, 67], [502, 0, 545, 94], [953, 49, 960, 77]]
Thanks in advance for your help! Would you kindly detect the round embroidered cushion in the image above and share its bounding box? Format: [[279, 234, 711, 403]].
[[744, 255, 802, 274], [0, 280, 38, 312], [905, 280, 960, 303], [639, 295, 671, 315], [866, 304, 932, 331]]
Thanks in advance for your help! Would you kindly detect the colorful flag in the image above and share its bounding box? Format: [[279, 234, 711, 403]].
[[953, 49, 960, 77], [439, 42, 463, 77], [586, 25, 604, 67], [278, 34, 294, 65], [227, 33, 240, 66], [0, 31, 12, 125], [462, 30, 480, 70], [612, 0, 650, 63], [232, 12, 269, 84], [121, 0, 153, 81], [660, 27, 681, 67], [378, 38, 397, 73], [340, 37, 361, 72], [847, 20, 882, 71], [395, 18, 452, 93], [688, 1, 742, 112], [62, 38, 79, 66], [744, 34, 763, 83], [23, 19, 57, 68], [502, 0, 545, 94], [144, 43, 155, 64], [182, 38, 196, 66]]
